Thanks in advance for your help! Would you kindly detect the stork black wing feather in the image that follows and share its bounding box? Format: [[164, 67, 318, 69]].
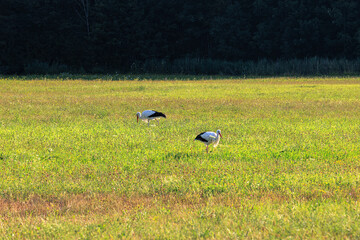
[[195, 132, 208, 143], [149, 111, 166, 118]]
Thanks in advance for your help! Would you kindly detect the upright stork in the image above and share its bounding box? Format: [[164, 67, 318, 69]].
[[194, 130, 222, 153], [136, 110, 166, 126]]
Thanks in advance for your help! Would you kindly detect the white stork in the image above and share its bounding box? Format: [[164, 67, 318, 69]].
[[136, 110, 166, 126], [194, 129, 222, 153]]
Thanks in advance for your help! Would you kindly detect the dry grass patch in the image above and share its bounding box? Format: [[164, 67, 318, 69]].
[[2, 190, 360, 218]]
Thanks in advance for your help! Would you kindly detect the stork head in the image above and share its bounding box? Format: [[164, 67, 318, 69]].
[[217, 129, 222, 138], [136, 112, 141, 123]]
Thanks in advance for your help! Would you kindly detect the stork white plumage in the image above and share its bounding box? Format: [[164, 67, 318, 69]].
[[136, 110, 166, 126], [194, 129, 222, 153]]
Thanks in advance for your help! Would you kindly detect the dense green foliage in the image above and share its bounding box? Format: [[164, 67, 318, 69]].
[[0, 76, 360, 238], [1, 0, 360, 74]]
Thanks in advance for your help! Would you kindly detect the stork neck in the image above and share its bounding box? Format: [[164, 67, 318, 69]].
[[212, 132, 221, 147]]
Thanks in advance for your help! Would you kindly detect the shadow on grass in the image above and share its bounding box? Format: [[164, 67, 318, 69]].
[[164, 152, 202, 161]]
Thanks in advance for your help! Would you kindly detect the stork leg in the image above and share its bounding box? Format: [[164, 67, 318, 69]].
[[147, 120, 150, 126], [156, 119, 159, 125], [206, 145, 209, 153]]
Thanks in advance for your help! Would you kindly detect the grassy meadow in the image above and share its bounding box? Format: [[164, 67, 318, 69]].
[[0, 76, 360, 239]]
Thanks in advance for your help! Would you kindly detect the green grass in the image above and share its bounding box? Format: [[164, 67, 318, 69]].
[[1, 76, 360, 239]]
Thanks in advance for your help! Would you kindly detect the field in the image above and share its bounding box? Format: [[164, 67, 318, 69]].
[[1, 76, 360, 239]]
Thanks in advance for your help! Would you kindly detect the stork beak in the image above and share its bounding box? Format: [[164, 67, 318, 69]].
[[137, 116, 139, 123], [219, 133, 222, 138]]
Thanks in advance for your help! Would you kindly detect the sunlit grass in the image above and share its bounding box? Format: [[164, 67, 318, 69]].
[[0, 76, 360, 238]]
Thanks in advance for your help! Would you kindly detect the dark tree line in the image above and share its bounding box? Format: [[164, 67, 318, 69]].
[[1, 0, 360, 74]]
